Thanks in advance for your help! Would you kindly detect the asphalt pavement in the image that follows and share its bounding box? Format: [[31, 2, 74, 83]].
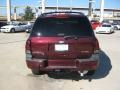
[[0, 31, 120, 90]]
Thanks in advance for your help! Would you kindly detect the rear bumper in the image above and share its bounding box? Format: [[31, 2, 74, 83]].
[[96, 30, 112, 34], [26, 54, 99, 71]]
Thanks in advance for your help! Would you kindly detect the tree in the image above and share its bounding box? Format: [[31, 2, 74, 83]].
[[23, 6, 34, 21]]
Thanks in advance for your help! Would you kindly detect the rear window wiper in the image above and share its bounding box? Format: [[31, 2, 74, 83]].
[[64, 35, 79, 40]]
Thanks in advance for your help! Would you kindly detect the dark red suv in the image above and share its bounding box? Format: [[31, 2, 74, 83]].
[[25, 12, 100, 76]]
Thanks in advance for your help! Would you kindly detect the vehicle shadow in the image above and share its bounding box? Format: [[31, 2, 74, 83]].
[[47, 50, 112, 81]]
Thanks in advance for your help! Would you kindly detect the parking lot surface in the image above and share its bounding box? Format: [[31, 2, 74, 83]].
[[0, 31, 120, 90]]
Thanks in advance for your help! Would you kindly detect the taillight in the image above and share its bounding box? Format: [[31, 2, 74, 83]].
[[26, 39, 32, 60], [94, 39, 100, 54], [26, 39, 30, 51]]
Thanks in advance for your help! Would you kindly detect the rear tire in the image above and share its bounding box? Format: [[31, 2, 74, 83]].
[[87, 70, 95, 75], [31, 69, 45, 75], [96, 32, 99, 34], [114, 26, 118, 30], [10, 28, 15, 33]]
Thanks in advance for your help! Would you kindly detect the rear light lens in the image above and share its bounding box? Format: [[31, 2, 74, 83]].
[[94, 39, 100, 54], [26, 39, 30, 51], [26, 39, 32, 60]]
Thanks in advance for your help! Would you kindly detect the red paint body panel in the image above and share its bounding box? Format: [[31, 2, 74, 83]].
[[30, 37, 94, 59], [26, 59, 98, 71], [26, 36, 99, 72]]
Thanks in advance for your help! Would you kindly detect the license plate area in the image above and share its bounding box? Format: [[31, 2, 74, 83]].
[[55, 44, 68, 51]]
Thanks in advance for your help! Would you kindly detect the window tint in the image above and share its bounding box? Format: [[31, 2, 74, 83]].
[[31, 16, 93, 37], [102, 25, 111, 27]]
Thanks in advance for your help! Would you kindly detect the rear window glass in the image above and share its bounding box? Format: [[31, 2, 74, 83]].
[[31, 16, 93, 37], [102, 25, 111, 27]]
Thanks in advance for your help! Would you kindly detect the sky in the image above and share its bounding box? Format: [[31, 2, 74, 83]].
[[0, 0, 120, 15]]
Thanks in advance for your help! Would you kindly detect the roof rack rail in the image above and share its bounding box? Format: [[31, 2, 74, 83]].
[[40, 11, 84, 16]]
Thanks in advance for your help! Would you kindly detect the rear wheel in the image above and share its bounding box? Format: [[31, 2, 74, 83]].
[[87, 70, 95, 75], [96, 32, 99, 34], [31, 69, 45, 75], [10, 28, 15, 33], [114, 26, 118, 30]]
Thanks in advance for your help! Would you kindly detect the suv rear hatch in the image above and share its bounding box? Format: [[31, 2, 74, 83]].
[[28, 15, 97, 67], [30, 37, 94, 59]]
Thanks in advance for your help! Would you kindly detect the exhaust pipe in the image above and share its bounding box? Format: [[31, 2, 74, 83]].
[[78, 71, 84, 77], [78, 71, 88, 77]]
